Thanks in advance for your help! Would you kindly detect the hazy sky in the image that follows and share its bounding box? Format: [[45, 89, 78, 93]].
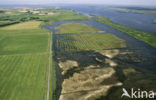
[[1, 0, 156, 6]]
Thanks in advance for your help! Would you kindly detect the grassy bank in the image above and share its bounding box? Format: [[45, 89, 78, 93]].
[[94, 16, 156, 47]]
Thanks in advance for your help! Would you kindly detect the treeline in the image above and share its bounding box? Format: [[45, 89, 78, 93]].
[[0, 21, 20, 27]]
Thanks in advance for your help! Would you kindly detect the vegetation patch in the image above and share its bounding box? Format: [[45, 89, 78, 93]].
[[153, 20, 156, 24], [60, 66, 122, 100], [0, 21, 41, 30], [59, 60, 78, 75], [55, 23, 101, 33], [56, 33, 126, 53], [123, 67, 136, 76], [94, 16, 156, 47]]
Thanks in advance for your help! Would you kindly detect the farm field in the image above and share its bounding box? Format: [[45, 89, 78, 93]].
[[0, 54, 48, 100], [0, 20, 52, 100]]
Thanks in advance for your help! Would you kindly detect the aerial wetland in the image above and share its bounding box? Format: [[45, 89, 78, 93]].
[[0, 6, 156, 100]]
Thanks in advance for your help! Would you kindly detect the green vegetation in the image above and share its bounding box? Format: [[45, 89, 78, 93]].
[[153, 20, 156, 24], [55, 23, 125, 52], [55, 22, 101, 33], [0, 21, 12, 25], [0, 7, 89, 25], [0, 54, 48, 100], [94, 16, 156, 47], [0, 21, 49, 55], [123, 67, 136, 76], [95, 6, 156, 15], [113, 7, 156, 15], [56, 33, 125, 52], [0, 21, 41, 30], [0, 21, 19, 27], [0, 21, 51, 100]]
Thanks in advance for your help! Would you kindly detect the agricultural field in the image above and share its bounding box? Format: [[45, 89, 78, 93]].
[[0, 54, 48, 100], [94, 16, 156, 47], [0, 20, 52, 100]]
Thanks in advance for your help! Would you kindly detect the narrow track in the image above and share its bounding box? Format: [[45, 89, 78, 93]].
[[47, 32, 52, 100]]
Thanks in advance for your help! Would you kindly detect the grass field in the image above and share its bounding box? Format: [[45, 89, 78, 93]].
[[0, 21, 52, 100], [55, 23, 101, 33], [0, 54, 48, 100], [0, 21, 41, 30], [0, 21, 49, 55], [94, 16, 156, 47]]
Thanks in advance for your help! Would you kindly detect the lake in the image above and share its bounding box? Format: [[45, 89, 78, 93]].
[[60, 5, 156, 33]]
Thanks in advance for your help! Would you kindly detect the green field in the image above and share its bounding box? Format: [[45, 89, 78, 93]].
[[0, 21, 49, 55], [0, 54, 48, 100], [55, 23, 101, 33], [94, 16, 156, 47], [0, 20, 52, 100]]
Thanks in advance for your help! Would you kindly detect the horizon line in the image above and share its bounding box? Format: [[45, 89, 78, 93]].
[[0, 3, 156, 7]]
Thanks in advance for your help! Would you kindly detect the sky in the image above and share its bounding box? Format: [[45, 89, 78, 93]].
[[1, 0, 156, 6]]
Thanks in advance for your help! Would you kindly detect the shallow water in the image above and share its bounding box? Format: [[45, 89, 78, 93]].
[[61, 5, 156, 33]]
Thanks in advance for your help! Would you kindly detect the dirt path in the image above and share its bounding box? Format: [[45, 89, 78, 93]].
[[47, 33, 52, 100]]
